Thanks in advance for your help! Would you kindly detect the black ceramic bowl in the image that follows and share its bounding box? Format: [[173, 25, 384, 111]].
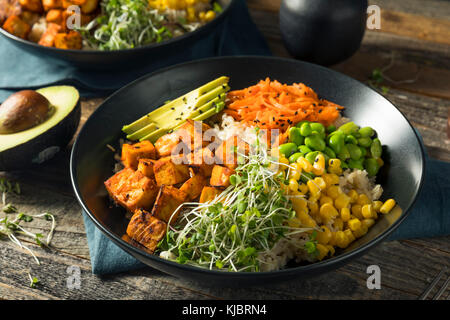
[[0, 0, 234, 69], [70, 56, 425, 285]]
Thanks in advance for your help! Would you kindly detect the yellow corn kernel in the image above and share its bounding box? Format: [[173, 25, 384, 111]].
[[186, 7, 196, 22], [298, 183, 309, 194], [372, 200, 383, 212], [303, 217, 318, 228], [204, 10, 216, 22], [279, 156, 290, 166], [362, 218, 375, 229], [198, 11, 206, 21], [357, 193, 371, 206], [314, 177, 326, 190], [312, 154, 325, 176], [320, 195, 334, 206], [353, 224, 368, 238], [328, 158, 342, 172], [292, 196, 308, 212], [287, 217, 302, 228], [288, 169, 299, 180], [316, 244, 329, 260], [328, 232, 337, 246], [316, 226, 332, 245], [335, 231, 348, 248], [335, 193, 351, 210], [297, 157, 313, 173], [380, 199, 396, 214], [319, 203, 339, 222], [347, 189, 358, 203], [351, 204, 363, 219], [288, 178, 299, 192], [326, 185, 342, 199], [308, 201, 319, 215], [333, 218, 344, 231], [361, 204, 375, 219], [307, 180, 321, 198], [343, 229, 356, 243], [340, 207, 351, 222], [326, 245, 335, 256], [323, 173, 340, 186], [348, 218, 361, 231]]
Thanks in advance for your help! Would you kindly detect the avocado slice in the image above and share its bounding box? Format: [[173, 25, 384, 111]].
[[0, 86, 80, 171], [123, 76, 230, 141]]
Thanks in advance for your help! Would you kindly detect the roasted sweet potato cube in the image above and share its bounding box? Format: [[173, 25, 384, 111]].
[[38, 22, 61, 46], [19, 0, 42, 12], [210, 165, 234, 188], [215, 136, 249, 170], [80, 0, 98, 14], [46, 9, 62, 24], [186, 147, 215, 177], [180, 174, 207, 201], [137, 158, 155, 178], [2, 15, 30, 39], [154, 132, 182, 157], [151, 185, 187, 225], [199, 186, 221, 203], [153, 157, 190, 186], [0, 0, 22, 25], [121, 140, 156, 169], [177, 119, 213, 150], [20, 10, 39, 25], [126, 209, 166, 253], [62, 0, 86, 8], [104, 168, 159, 212], [42, 0, 63, 11], [54, 30, 82, 49]]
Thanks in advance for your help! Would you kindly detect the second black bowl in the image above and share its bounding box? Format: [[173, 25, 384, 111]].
[[0, 0, 235, 69]]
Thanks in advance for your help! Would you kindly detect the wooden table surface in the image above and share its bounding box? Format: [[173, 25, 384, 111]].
[[1, 0, 449, 300]]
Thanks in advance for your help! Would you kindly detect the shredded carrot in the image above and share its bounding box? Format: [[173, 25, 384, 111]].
[[225, 78, 344, 131]]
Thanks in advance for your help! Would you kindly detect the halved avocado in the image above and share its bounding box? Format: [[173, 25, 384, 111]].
[[0, 86, 80, 171]]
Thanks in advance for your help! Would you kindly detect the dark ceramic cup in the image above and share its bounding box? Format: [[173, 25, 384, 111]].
[[280, 0, 368, 66]]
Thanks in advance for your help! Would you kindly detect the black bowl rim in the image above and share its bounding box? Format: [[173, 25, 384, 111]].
[[70, 55, 426, 278], [0, 0, 236, 55]]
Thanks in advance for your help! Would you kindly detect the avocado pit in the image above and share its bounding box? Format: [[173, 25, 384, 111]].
[[0, 90, 53, 134]]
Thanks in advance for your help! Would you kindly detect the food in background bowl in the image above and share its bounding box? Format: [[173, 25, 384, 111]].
[[103, 77, 397, 272], [0, 0, 223, 50]]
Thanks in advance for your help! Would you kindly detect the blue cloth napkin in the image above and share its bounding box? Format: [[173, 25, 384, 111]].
[[0, 0, 270, 101]]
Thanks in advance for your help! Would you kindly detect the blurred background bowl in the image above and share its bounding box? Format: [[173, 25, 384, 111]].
[[0, 0, 235, 69]]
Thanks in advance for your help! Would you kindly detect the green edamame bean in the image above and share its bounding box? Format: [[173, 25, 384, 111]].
[[345, 135, 358, 145], [295, 120, 308, 128], [358, 137, 372, 148], [305, 132, 326, 151], [310, 122, 325, 135], [289, 152, 303, 163], [305, 151, 319, 164], [360, 146, 367, 158], [364, 158, 380, 177], [322, 152, 330, 164], [326, 125, 336, 134], [327, 131, 345, 154], [323, 146, 336, 159], [337, 144, 350, 160], [300, 171, 315, 183], [359, 126, 374, 138], [338, 122, 358, 135], [348, 159, 364, 170], [300, 122, 312, 136], [289, 127, 304, 146], [347, 144, 362, 160], [370, 138, 382, 158], [279, 143, 297, 157], [341, 161, 349, 169], [298, 145, 312, 154]]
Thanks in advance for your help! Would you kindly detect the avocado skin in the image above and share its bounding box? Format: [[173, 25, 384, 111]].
[[0, 100, 80, 171]]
